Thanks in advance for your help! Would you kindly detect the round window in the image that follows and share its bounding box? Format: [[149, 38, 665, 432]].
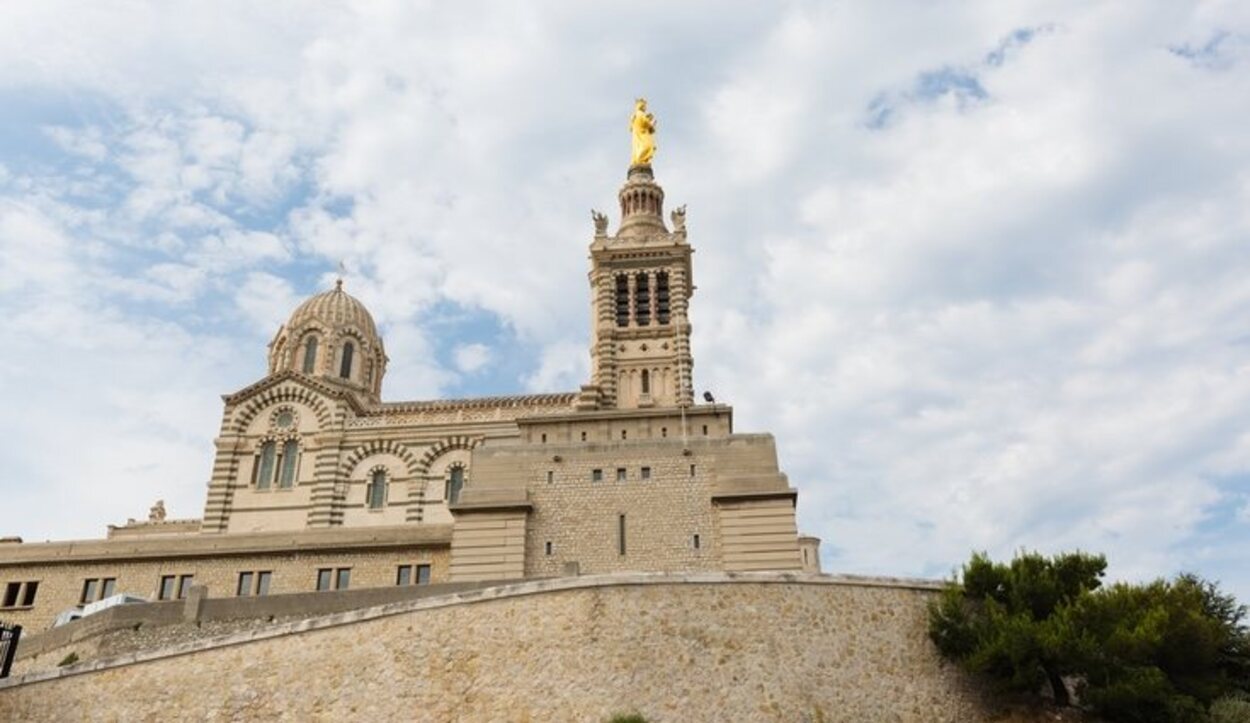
[[275, 410, 294, 429]]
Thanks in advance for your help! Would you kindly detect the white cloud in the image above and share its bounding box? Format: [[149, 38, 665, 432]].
[[0, 1, 1248, 603], [524, 340, 590, 394], [453, 343, 491, 374], [234, 271, 299, 334]]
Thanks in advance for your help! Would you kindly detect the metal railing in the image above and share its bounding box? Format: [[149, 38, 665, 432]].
[[0, 621, 22, 678]]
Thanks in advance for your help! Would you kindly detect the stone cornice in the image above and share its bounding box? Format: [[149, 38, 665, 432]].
[[370, 392, 577, 415], [516, 403, 731, 425], [221, 371, 370, 415], [0, 525, 453, 566], [223, 374, 579, 422]]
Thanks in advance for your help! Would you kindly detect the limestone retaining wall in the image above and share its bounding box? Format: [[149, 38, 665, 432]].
[[0, 572, 991, 722], [13, 579, 504, 675]]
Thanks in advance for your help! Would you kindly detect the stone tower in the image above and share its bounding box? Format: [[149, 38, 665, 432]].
[[580, 164, 694, 410]]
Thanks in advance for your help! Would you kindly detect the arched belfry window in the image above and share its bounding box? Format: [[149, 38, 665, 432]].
[[635, 273, 650, 326], [255, 441, 276, 490], [641, 369, 650, 395], [615, 275, 630, 327], [302, 337, 318, 374], [340, 341, 354, 379], [446, 466, 465, 505], [278, 440, 299, 489], [656, 272, 671, 324], [367, 469, 387, 510]]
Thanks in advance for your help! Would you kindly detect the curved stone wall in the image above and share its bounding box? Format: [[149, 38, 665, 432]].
[[0, 572, 991, 722]]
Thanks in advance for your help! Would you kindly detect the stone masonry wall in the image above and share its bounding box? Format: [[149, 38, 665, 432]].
[[0, 573, 993, 722], [524, 446, 720, 577]]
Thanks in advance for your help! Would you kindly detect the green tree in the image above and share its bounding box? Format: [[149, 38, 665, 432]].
[[930, 551, 1250, 723], [1067, 575, 1250, 723], [928, 550, 1106, 706]]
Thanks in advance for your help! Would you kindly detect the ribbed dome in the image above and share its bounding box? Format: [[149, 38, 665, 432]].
[[286, 279, 378, 339], [267, 279, 387, 401]]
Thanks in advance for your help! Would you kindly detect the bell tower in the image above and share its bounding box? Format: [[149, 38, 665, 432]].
[[579, 162, 694, 411]]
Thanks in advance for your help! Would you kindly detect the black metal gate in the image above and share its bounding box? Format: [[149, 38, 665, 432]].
[[0, 621, 22, 678]]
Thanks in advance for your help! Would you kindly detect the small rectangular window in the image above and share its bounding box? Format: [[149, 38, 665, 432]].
[[416, 564, 431, 584], [661, 427, 667, 438], [237, 572, 254, 597], [546, 470, 553, 484], [693, 534, 701, 550], [540, 433, 547, 443], [100, 578, 116, 599], [545, 541, 553, 556], [20, 581, 37, 607], [316, 569, 332, 591], [2, 583, 19, 608], [177, 575, 194, 599], [397, 565, 412, 586], [580, 431, 587, 441], [616, 468, 627, 482], [159, 575, 176, 601], [690, 464, 696, 477], [336, 568, 351, 590], [621, 429, 627, 440], [702, 424, 708, 436], [592, 469, 603, 482], [618, 514, 627, 555], [256, 571, 272, 596], [640, 466, 651, 480], [81, 579, 98, 604]]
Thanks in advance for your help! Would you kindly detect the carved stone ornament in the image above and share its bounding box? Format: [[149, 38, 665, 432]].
[[270, 406, 300, 431]]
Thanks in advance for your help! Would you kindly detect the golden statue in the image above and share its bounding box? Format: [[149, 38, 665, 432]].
[[630, 97, 657, 166]]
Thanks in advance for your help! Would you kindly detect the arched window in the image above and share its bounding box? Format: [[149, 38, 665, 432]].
[[656, 271, 671, 324], [255, 441, 276, 490], [641, 369, 650, 394], [278, 440, 299, 489], [634, 272, 650, 326], [340, 341, 354, 379], [367, 470, 387, 510], [302, 337, 318, 374], [615, 275, 630, 327], [446, 466, 465, 505]]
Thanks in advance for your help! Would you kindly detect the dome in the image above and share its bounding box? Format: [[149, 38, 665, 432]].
[[286, 279, 379, 340], [267, 280, 387, 401]]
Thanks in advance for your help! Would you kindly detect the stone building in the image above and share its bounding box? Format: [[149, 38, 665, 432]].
[[0, 160, 821, 631]]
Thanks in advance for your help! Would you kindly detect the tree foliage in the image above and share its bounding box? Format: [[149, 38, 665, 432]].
[[929, 551, 1250, 723], [929, 550, 1106, 706]]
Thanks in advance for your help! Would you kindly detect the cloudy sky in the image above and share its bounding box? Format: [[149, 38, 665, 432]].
[[1, 1, 1247, 599]]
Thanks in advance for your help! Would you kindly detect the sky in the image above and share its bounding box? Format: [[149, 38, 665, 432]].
[[0, 1, 1248, 600]]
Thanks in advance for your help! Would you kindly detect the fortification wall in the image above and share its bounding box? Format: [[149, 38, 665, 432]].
[[0, 572, 991, 722]]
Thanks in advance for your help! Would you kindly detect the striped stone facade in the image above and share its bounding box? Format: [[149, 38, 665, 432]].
[[0, 162, 818, 633]]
